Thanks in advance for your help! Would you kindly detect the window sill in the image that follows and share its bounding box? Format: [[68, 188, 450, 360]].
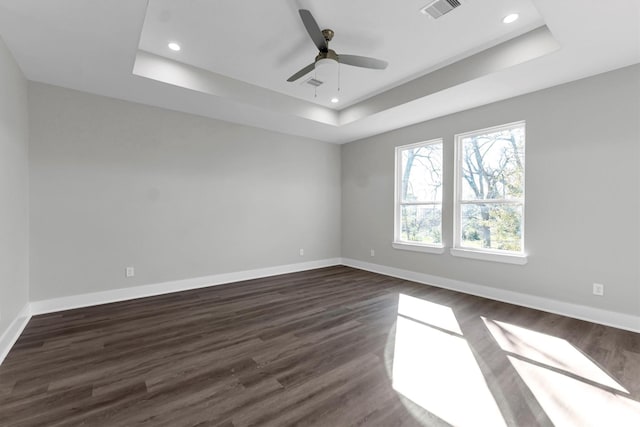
[[450, 248, 528, 265], [392, 242, 445, 254]]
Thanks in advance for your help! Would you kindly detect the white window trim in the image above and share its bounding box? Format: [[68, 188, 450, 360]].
[[453, 121, 527, 263], [450, 248, 527, 265], [393, 138, 444, 252], [393, 242, 445, 254]]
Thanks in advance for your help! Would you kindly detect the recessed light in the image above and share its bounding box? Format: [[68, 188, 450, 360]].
[[168, 42, 181, 51], [330, 97, 339, 104], [502, 13, 519, 24]]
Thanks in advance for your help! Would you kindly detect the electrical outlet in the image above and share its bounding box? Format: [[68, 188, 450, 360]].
[[593, 283, 604, 296], [299, 248, 304, 256], [125, 266, 135, 278], [370, 249, 375, 257]]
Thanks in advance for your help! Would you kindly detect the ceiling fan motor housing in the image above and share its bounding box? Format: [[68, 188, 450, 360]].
[[316, 49, 338, 63]]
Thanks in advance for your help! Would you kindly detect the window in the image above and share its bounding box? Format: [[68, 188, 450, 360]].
[[453, 122, 526, 264], [394, 139, 444, 253]]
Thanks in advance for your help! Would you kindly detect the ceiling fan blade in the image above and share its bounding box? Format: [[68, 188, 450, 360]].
[[299, 9, 328, 52], [339, 54, 388, 70], [287, 63, 316, 82]]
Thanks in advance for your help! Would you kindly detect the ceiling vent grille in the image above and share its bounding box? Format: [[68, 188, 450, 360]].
[[420, 0, 461, 19], [303, 77, 323, 87]]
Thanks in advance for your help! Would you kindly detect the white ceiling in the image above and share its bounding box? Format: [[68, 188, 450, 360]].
[[139, 0, 544, 109], [0, 0, 638, 143]]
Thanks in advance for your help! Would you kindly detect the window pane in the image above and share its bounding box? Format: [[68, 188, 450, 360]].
[[460, 126, 524, 201], [460, 203, 523, 252], [401, 144, 443, 203], [401, 205, 442, 244]]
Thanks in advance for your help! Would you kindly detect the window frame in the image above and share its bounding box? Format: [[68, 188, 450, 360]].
[[452, 121, 528, 265], [393, 138, 445, 254]]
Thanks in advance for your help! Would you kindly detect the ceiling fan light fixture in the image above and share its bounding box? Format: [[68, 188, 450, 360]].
[[314, 57, 339, 83], [315, 57, 337, 71], [168, 42, 181, 51], [502, 13, 519, 24]]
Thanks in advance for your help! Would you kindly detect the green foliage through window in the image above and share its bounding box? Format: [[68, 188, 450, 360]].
[[397, 140, 443, 245], [457, 123, 525, 253]]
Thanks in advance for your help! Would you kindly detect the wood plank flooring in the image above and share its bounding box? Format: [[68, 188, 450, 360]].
[[1, 266, 639, 426]]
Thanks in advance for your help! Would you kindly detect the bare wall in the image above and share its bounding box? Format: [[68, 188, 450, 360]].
[[342, 64, 640, 316], [29, 83, 341, 300], [0, 36, 29, 337]]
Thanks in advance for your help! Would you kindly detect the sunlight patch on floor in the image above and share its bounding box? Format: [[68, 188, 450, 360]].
[[508, 356, 640, 427], [483, 318, 628, 393], [484, 318, 640, 426], [398, 294, 462, 335], [392, 295, 506, 427]]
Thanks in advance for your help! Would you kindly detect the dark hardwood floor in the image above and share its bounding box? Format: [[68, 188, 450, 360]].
[[1, 266, 639, 426]]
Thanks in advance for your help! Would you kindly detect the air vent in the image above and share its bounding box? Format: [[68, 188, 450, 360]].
[[303, 77, 323, 87], [420, 0, 461, 19]]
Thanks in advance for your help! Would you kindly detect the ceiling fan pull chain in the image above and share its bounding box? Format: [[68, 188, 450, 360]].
[[338, 63, 341, 93]]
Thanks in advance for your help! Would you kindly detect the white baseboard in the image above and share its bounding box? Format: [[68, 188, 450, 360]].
[[30, 258, 342, 315], [341, 258, 640, 333], [0, 303, 32, 366]]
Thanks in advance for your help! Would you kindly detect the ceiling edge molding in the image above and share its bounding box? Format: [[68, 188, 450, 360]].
[[339, 25, 560, 126], [132, 50, 340, 126], [132, 26, 558, 131]]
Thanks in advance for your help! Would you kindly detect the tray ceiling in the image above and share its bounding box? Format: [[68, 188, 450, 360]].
[[0, 0, 638, 143]]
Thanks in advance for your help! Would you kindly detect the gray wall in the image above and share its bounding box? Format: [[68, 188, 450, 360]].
[[342, 64, 640, 316], [17, 62, 640, 319], [29, 83, 341, 300], [0, 37, 29, 336]]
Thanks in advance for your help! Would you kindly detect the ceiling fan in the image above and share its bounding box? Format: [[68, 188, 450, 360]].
[[287, 9, 388, 82]]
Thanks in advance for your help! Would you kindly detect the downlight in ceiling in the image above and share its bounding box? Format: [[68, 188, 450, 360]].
[[420, 0, 461, 19], [503, 13, 520, 24]]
